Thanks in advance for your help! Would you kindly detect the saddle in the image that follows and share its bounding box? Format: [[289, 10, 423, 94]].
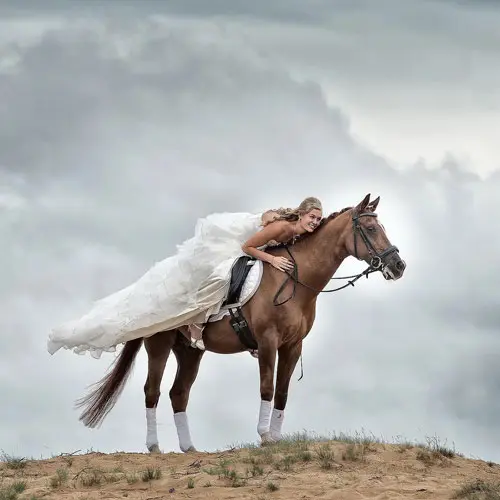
[[221, 255, 258, 351]]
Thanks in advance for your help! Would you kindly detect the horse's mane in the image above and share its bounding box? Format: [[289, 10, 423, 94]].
[[268, 206, 353, 250], [320, 206, 353, 226]]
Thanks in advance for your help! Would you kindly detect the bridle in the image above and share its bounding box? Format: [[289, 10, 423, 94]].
[[352, 211, 399, 270], [272, 209, 399, 306]]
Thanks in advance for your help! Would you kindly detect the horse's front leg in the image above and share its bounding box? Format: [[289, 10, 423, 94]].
[[257, 330, 279, 444], [271, 341, 303, 442]]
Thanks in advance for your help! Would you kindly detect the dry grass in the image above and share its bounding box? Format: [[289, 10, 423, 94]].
[[452, 478, 500, 499], [0, 480, 26, 500], [0, 431, 498, 499]]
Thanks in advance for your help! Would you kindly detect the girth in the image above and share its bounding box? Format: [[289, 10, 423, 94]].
[[223, 255, 258, 351]]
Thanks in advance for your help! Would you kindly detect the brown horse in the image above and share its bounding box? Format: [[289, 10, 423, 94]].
[[75, 193, 406, 453]]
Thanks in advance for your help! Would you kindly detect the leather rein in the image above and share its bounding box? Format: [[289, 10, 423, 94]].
[[272, 210, 399, 307]]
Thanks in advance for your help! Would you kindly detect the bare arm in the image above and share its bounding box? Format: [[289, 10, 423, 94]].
[[241, 221, 294, 272]]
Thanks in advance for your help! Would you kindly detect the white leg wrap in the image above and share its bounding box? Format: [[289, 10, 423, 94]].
[[174, 412, 194, 452], [270, 408, 284, 440], [146, 408, 158, 449], [257, 400, 272, 437]]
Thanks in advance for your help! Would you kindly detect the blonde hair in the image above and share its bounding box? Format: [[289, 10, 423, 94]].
[[262, 196, 323, 226]]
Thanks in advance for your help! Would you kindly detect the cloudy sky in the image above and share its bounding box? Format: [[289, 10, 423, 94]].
[[2, 0, 500, 463]]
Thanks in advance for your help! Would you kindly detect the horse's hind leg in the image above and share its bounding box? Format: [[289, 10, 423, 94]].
[[169, 334, 205, 453], [143, 330, 176, 453]]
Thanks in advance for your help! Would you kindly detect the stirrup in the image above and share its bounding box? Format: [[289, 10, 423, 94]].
[[190, 337, 205, 350]]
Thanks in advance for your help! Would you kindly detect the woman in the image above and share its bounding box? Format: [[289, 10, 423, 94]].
[[47, 196, 323, 358]]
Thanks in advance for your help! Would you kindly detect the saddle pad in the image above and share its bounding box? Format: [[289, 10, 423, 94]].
[[208, 259, 263, 323]]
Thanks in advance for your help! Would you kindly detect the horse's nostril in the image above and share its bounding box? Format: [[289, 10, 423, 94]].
[[396, 260, 406, 271]]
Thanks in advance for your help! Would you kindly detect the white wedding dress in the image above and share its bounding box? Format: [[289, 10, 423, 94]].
[[47, 211, 264, 359]]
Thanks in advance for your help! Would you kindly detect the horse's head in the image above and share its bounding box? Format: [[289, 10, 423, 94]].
[[343, 193, 406, 281]]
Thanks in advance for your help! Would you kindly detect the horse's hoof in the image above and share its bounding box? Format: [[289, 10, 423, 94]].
[[260, 432, 275, 446], [148, 444, 161, 454], [182, 446, 197, 453]]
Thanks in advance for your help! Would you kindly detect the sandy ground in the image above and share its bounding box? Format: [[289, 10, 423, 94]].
[[2, 438, 499, 499]]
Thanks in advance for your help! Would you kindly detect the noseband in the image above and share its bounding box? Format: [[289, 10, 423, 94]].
[[273, 209, 399, 306]]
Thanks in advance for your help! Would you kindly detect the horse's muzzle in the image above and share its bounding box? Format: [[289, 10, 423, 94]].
[[382, 253, 406, 281]]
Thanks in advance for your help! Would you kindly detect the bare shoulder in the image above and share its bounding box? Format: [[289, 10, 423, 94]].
[[242, 219, 293, 248], [265, 220, 294, 242]]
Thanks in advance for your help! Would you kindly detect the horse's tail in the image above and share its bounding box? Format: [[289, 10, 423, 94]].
[[75, 338, 143, 428]]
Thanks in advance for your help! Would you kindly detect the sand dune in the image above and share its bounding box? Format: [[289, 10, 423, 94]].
[[2, 434, 499, 499]]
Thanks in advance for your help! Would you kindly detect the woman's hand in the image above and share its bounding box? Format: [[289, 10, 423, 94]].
[[271, 256, 294, 273], [241, 220, 295, 271]]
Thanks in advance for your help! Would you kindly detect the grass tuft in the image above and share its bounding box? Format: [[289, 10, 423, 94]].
[[49, 467, 69, 488], [73, 466, 123, 487], [452, 478, 500, 499], [316, 443, 335, 470], [141, 467, 162, 482], [0, 453, 27, 471], [342, 443, 368, 462], [0, 481, 27, 500], [266, 481, 280, 492]]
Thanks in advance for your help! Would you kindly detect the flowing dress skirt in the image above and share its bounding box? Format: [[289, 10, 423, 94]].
[[47, 212, 263, 358]]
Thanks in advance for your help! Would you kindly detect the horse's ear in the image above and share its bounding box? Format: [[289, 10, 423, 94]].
[[367, 195, 380, 212], [355, 193, 371, 213]]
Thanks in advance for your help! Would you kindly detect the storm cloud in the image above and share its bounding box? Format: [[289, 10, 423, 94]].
[[2, 0, 500, 463]]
